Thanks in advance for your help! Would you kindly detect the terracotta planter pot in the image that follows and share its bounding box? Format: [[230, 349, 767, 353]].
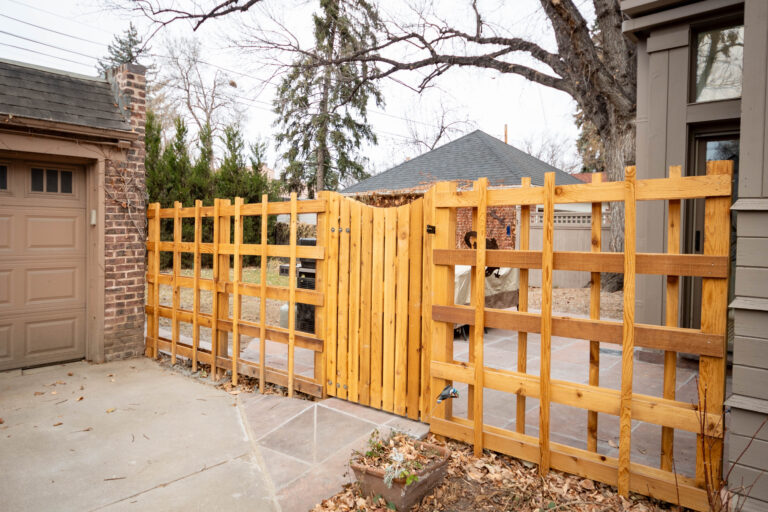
[[351, 442, 451, 511]]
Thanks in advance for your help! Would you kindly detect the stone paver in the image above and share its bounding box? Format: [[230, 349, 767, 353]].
[[240, 396, 429, 512]]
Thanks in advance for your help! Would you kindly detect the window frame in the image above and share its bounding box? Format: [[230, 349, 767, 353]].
[[689, 14, 745, 104]]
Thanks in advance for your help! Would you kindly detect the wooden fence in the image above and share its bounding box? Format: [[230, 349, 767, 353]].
[[145, 194, 328, 397], [322, 194, 427, 420], [427, 162, 732, 512], [144, 163, 732, 510]]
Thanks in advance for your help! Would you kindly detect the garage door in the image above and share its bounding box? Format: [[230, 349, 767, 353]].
[[0, 160, 86, 370]]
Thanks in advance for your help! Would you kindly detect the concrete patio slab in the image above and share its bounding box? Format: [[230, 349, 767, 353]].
[[0, 358, 278, 512]]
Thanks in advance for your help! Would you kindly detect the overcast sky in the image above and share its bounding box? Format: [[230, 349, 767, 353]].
[[0, 0, 583, 177]]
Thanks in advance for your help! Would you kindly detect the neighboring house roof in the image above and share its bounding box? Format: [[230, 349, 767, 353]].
[[343, 129, 581, 194], [0, 58, 131, 132]]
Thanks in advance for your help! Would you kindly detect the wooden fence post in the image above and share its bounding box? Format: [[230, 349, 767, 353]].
[[325, 193, 341, 397], [232, 197, 243, 386], [288, 193, 298, 397], [314, 191, 329, 398], [259, 194, 268, 393], [516, 177, 531, 433], [588, 173, 603, 452], [192, 200, 202, 372], [696, 160, 732, 486], [662, 166, 682, 470], [539, 173, 555, 475], [148, 202, 161, 358], [431, 181, 457, 422], [472, 178, 488, 457], [171, 201, 181, 365], [618, 166, 637, 496], [407, 198, 423, 420]]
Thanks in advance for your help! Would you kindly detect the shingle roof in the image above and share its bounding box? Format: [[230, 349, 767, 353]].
[[343, 129, 581, 194], [0, 59, 131, 132]]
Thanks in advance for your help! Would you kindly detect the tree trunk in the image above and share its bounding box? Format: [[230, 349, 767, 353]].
[[601, 121, 635, 292]]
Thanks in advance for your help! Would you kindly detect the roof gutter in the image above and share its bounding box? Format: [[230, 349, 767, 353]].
[[0, 114, 137, 146]]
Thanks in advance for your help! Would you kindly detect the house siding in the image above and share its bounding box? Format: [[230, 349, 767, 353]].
[[625, 0, 768, 505]]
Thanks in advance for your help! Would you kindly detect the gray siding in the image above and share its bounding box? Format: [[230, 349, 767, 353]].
[[729, 1, 768, 508]]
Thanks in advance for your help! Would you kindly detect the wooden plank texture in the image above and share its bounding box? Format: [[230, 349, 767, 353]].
[[394, 205, 410, 416], [382, 207, 397, 412], [539, 173, 555, 475], [348, 200, 362, 402], [517, 177, 531, 434], [407, 199, 423, 420], [370, 207, 385, 409], [359, 205, 373, 406], [259, 195, 268, 393], [472, 178, 488, 457], [588, 173, 602, 452]]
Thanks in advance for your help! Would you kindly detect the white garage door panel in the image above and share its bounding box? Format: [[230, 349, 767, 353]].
[[0, 161, 87, 370]]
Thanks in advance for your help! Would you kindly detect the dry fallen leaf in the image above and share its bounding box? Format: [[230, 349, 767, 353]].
[[106, 408, 116, 414], [34, 391, 44, 396], [53, 422, 62, 427], [67, 372, 73, 376], [608, 439, 619, 448], [0, 418, 4, 424], [580, 479, 595, 490], [51, 391, 57, 395], [76, 396, 84, 401]]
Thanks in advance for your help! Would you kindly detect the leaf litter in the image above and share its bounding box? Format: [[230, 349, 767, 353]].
[[312, 435, 684, 512]]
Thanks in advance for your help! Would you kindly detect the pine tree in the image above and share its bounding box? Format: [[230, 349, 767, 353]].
[[273, 0, 382, 198], [98, 22, 148, 75], [189, 122, 214, 204]]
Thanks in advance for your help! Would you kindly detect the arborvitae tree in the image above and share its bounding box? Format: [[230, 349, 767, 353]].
[[189, 122, 214, 204], [273, 0, 382, 198], [98, 22, 148, 75], [145, 110, 166, 205]]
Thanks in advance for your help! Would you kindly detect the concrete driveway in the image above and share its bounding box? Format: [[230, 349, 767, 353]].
[[0, 358, 277, 512]]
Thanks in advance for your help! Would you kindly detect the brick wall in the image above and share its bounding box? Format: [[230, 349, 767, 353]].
[[455, 206, 516, 249], [103, 64, 147, 360]]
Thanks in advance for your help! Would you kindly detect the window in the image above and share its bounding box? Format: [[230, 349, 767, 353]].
[[0, 165, 6, 190], [694, 25, 744, 102], [31, 168, 73, 194]]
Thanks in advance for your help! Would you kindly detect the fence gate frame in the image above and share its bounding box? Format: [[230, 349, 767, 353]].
[[426, 162, 732, 512]]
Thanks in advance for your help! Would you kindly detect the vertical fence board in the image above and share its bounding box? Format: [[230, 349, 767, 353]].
[[394, 205, 411, 416], [336, 197, 351, 400], [325, 193, 340, 396], [618, 166, 637, 496], [232, 197, 244, 385], [420, 189, 435, 421], [467, 204, 478, 422], [287, 193, 298, 397], [516, 178, 531, 433], [696, 160, 731, 486], [259, 195, 269, 393], [192, 200, 202, 371], [588, 174, 602, 452], [407, 199, 423, 420], [382, 208, 398, 412], [149, 203, 161, 358], [472, 178, 488, 457], [431, 181, 457, 422], [359, 206, 374, 406], [539, 173, 555, 475], [314, 192, 329, 396], [348, 200, 362, 402], [171, 201, 181, 365], [662, 166, 681, 471], [211, 199, 222, 379], [370, 207, 385, 409]]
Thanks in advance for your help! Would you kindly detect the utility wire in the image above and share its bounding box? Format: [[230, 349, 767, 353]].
[[0, 29, 100, 60], [0, 41, 95, 68], [5, 0, 113, 35], [0, 13, 105, 46]]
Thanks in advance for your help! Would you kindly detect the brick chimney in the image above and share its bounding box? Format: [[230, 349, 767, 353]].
[[102, 63, 148, 361]]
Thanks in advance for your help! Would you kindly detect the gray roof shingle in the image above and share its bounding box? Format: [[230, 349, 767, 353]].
[[343, 129, 580, 194], [0, 59, 131, 132]]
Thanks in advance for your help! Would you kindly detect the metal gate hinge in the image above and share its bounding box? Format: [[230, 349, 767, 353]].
[[426, 225, 436, 234]]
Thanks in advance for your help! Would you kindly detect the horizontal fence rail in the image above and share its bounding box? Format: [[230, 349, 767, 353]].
[[427, 162, 732, 512], [145, 195, 327, 397]]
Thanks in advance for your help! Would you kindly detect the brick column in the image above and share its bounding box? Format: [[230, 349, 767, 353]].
[[103, 63, 147, 360]]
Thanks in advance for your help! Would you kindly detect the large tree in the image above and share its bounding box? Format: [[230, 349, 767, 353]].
[[272, 0, 383, 197]]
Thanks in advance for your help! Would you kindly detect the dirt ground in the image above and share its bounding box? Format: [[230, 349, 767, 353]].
[[528, 287, 623, 319], [313, 435, 682, 512]]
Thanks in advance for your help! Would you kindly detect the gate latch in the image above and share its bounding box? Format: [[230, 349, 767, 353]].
[[426, 225, 436, 234]]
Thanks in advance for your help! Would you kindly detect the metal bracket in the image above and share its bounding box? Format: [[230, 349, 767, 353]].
[[426, 225, 436, 234]]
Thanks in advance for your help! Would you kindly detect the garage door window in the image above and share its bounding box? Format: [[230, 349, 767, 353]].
[[31, 168, 73, 194]]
